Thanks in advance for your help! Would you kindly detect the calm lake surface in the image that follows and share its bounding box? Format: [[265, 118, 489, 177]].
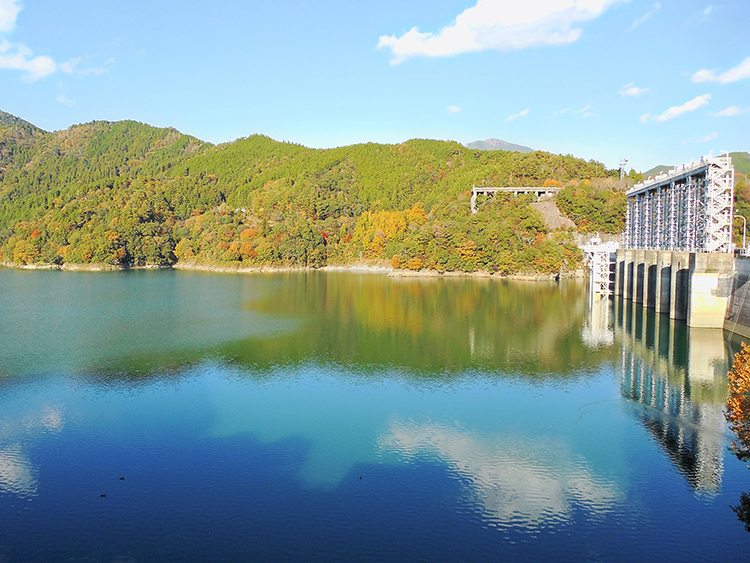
[[0, 269, 748, 562]]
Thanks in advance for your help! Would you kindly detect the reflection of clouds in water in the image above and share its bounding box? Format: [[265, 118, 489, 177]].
[[0, 445, 37, 497], [39, 405, 65, 432], [379, 419, 619, 527], [0, 404, 65, 497]]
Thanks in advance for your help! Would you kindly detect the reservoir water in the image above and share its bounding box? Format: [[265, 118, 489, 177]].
[[0, 269, 748, 562]]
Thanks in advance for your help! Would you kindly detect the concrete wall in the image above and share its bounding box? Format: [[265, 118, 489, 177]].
[[725, 256, 750, 339], [615, 249, 733, 328], [614, 252, 750, 336], [688, 252, 734, 328]]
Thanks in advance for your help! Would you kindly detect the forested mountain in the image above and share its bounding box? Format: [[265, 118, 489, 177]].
[[0, 110, 46, 170], [0, 111, 625, 274]]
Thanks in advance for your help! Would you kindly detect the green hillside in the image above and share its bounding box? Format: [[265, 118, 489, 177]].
[[0, 110, 46, 169], [643, 153, 750, 178], [0, 112, 624, 274], [731, 151, 750, 176], [643, 165, 672, 177]]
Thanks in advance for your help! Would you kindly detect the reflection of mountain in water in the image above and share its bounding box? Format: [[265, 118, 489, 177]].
[[0, 271, 615, 383], [222, 274, 614, 378], [613, 299, 731, 495]]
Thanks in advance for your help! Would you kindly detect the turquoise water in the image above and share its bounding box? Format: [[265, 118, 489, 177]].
[[0, 269, 747, 562]]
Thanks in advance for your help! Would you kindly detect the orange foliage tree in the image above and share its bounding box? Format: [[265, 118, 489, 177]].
[[727, 342, 750, 463], [727, 342, 750, 532]]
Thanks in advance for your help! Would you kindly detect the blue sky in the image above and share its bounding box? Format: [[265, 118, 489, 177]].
[[0, 0, 747, 171]]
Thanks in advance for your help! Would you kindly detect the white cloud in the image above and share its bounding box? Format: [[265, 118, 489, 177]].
[[377, 0, 628, 65], [0, 2, 60, 82], [58, 56, 111, 77], [639, 113, 650, 123], [56, 92, 74, 106], [0, 39, 57, 81], [715, 105, 742, 117], [0, 2, 98, 83], [59, 57, 81, 75], [697, 132, 718, 143], [618, 82, 649, 96], [631, 2, 660, 29], [655, 93, 710, 122], [684, 4, 715, 26], [506, 108, 530, 122], [79, 65, 108, 76], [692, 56, 750, 84], [447, 105, 460, 114], [575, 104, 596, 117], [0, 0, 20, 32]]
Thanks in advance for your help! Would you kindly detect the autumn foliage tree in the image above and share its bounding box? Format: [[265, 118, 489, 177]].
[[726, 342, 750, 532], [727, 342, 750, 463]]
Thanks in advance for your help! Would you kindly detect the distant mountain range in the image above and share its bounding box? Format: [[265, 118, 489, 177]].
[[464, 138, 533, 153], [642, 165, 672, 177], [464, 138, 749, 176], [644, 152, 750, 177]]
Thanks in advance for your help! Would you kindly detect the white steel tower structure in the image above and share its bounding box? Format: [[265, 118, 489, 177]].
[[624, 154, 734, 253]]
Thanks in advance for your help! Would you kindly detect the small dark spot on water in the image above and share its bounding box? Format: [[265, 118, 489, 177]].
[[119, 477, 125, 480], [100, 494, 106, 498]]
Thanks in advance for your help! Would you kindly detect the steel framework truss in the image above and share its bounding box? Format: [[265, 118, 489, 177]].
[[624, 154, 734, 253], [582, 237, 619, 293]]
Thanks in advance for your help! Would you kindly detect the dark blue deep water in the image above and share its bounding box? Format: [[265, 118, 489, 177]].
[[0, 269, 747, 562]]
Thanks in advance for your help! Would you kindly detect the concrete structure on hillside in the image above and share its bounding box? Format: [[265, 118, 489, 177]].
[[470, 185, 561, 214], [614, 154, 735, 328]]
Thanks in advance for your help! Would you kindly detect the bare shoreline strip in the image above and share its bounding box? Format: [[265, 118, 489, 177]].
[[0, 261, 584, 281]]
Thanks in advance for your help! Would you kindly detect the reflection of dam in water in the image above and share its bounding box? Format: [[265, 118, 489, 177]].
[[593, 295, 731, 495], [582, 292, 615, 348]]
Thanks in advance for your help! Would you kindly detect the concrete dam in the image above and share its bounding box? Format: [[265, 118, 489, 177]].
[[589, 154, 750, 337]]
